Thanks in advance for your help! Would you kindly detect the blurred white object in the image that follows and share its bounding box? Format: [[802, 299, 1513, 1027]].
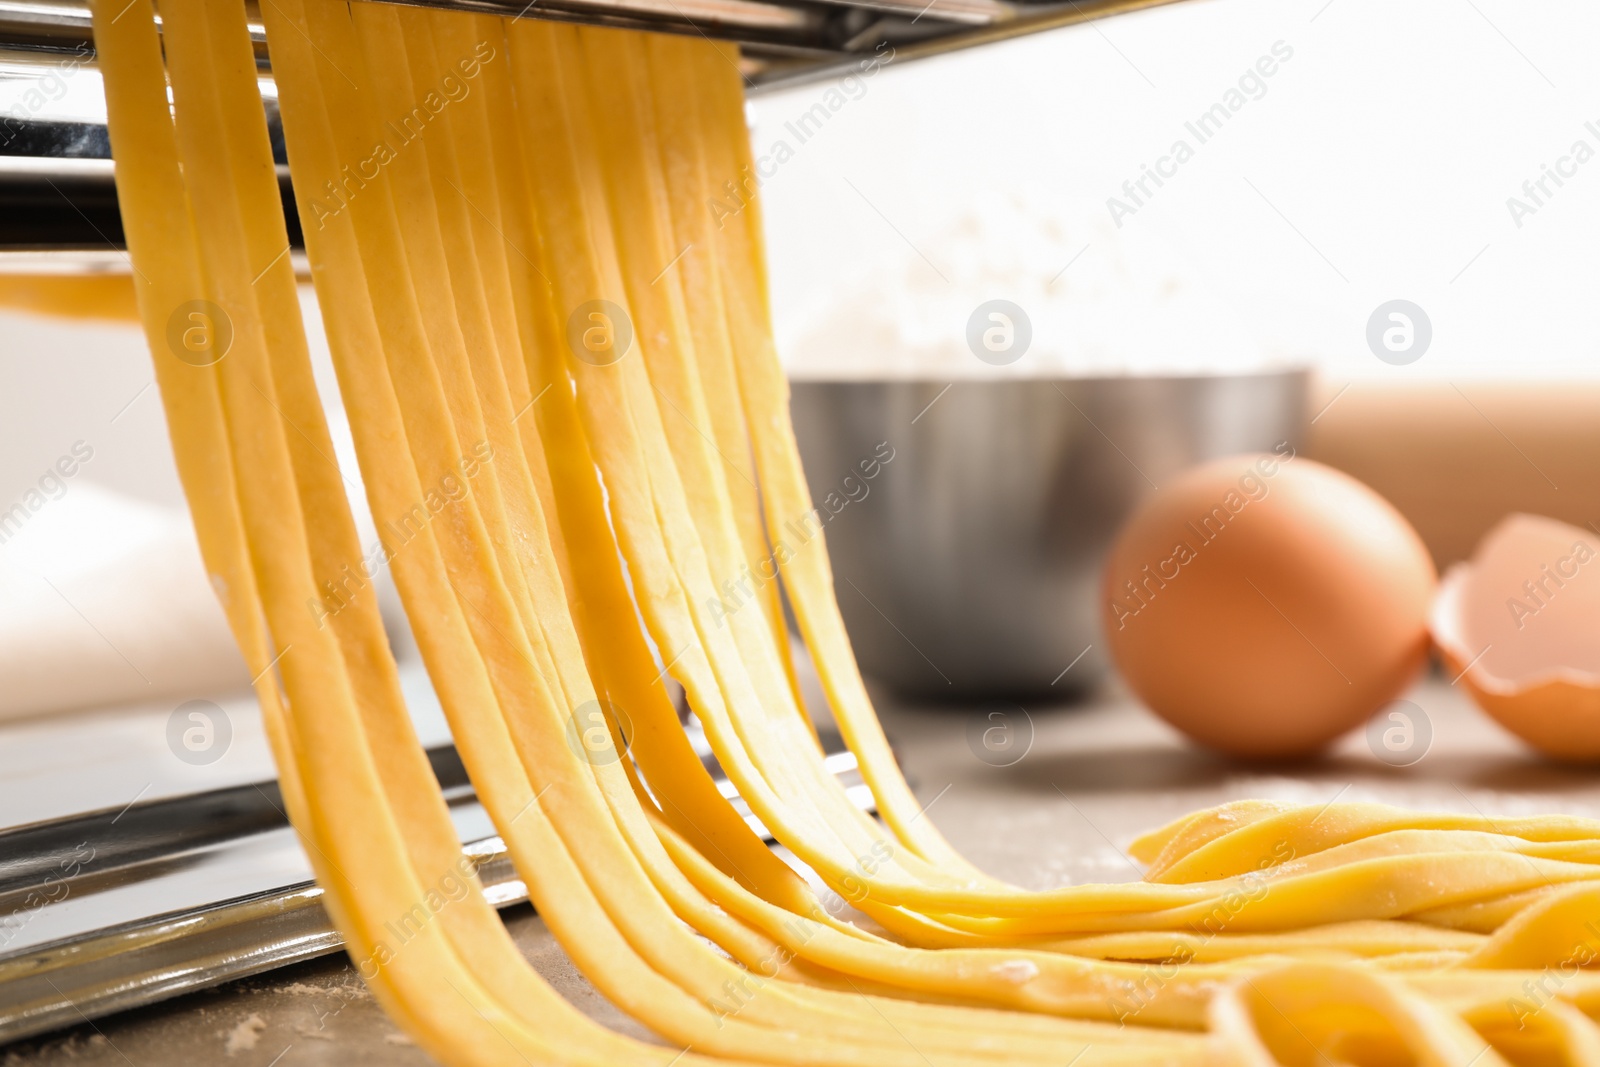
[[0, 482, 247, 721], [780, 191, 1284, 380], [753, 0, 1600, 382]]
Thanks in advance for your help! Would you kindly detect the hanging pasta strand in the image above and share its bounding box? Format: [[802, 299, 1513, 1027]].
[[97, 0, 562, 1060]]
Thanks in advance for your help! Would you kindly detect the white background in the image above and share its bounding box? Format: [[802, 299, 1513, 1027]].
[[749, 0, 1600, 379], [4, 0, 1599, 505]]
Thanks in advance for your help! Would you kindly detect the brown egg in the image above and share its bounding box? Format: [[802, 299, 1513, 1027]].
[[1431, 514, 1600, 761], [1101, 450, 1436, 759]]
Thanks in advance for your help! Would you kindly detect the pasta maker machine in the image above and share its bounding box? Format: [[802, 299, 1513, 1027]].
[[0, 705, 878, 1043], [0, 0, 1179, 252], [0, 0, 1179, 1045]]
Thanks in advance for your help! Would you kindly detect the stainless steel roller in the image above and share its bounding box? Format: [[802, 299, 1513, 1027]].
[[0, 0, 1180, 252]]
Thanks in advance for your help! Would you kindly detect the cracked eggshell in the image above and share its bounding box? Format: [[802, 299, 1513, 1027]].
[[1431, 513, 1600, 762]]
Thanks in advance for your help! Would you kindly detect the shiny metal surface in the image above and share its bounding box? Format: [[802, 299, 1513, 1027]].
[[752, 0, 1182, 89], [0, 729, 873, 1045], [0, 0, 1164, 72], [0, 154, 301, 249], [0, 247, 311, 274], [789, 372, 1311, 699], [0, 0, 1192, 250]]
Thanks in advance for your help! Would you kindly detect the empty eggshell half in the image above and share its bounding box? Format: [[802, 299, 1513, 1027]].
[[1431, 513, 1600, 761]]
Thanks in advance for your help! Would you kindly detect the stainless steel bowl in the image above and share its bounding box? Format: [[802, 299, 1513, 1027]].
[[789, 372, 1311, 699]]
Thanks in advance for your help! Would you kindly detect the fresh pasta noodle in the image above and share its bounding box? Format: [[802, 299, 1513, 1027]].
[[86, 0, 1600, 1062]]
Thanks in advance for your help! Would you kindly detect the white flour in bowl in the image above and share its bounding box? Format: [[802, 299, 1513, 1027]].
[[778, 190, 1296, 380]]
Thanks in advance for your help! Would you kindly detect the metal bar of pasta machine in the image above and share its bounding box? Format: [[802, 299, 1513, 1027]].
[[0, 0, 1182, 251], [0, 730, 879, 1044]]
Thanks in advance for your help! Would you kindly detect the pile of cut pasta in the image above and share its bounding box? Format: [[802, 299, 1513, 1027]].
[[88, 0, 1600, 1061]]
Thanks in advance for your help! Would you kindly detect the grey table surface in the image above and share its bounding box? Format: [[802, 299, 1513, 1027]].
[[1, 668, 1593, 1066]]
